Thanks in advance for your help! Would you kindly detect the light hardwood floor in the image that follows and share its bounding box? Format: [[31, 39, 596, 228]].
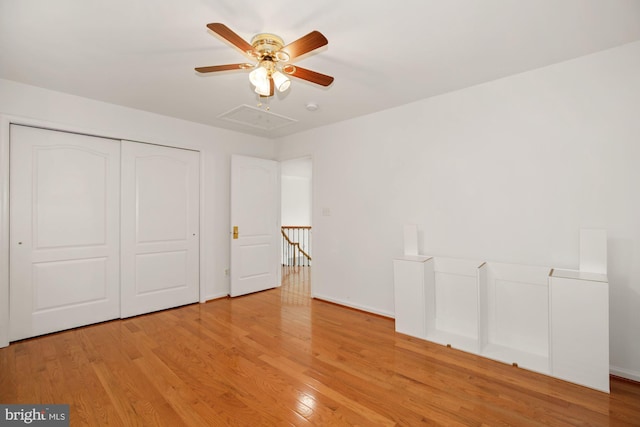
[[1, 266, 639, 426]]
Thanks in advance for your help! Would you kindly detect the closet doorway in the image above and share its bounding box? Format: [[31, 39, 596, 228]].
[[8, 125, 200, 341]]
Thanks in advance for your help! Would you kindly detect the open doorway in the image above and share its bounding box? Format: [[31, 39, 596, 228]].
[[280, 157, 312, 301]]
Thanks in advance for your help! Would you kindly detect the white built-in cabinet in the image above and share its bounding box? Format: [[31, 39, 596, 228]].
[[549, 269, 609, 392], [393, 229, 609, 393]]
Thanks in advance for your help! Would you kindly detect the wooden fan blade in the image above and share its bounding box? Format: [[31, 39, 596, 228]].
[[287, 66, 334, 87], [281, 31, 328, 61], [206, 23, 255, 56], [195, 64, 250, 73]]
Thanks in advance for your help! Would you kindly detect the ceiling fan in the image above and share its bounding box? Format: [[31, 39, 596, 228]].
[[195, 23, 334, 97]]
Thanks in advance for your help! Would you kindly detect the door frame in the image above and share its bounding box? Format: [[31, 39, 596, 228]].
[[278, 154, 315, 297], [0, 114, 207, 347]]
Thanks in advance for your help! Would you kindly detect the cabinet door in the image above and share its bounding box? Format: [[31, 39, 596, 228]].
[[550, 276, 609, 392], [120, 141, 200, 317], [9, 125, 121, 340]]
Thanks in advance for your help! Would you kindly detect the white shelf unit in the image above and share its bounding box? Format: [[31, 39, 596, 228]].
[[393, 256, 484, 354], [479, 262, 552, 375], [428, 257, 484, 354], [393, 241, 610, 392], [549, 269, 609, 393], [393, 256, 551, 365], [393, 255, 431, 339]]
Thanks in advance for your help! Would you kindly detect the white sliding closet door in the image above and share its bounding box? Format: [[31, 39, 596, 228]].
[[120, 141, 200, 317], [9, 125, 121, 341]]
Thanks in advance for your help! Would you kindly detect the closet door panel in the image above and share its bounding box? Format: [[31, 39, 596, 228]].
[[120, 141, 200, 317], [9, 125, 120, 341]]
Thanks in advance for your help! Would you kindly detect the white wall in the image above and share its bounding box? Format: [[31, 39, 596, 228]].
[[281, 176, 311, 225], [275, 41, 640, 381], [0, 78, 275, 304], [281, 157, 312, 226]]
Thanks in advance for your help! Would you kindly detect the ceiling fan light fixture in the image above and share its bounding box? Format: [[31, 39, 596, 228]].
[[196, 24, 333, 97], [254, 78, 271, 96], [272, 70, 291, 92], [249, 66, 268, 87]]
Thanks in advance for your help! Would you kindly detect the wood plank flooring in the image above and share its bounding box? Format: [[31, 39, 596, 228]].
[[1, 266, 639, 426]]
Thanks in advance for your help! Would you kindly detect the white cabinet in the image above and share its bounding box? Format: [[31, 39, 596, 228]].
[[428, 257, 483, 354], [479, 262, 551, 374], [393, 256, 431, 339], [550, 269, 609, 392], [393, 233, 610, 392], [393, 256, 483, 354]]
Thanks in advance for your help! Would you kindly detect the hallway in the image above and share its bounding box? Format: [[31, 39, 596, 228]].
[[281, 265, 311, 305]]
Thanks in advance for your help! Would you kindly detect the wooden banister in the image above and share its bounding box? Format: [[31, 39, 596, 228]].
[[281, 226, 312, 266]]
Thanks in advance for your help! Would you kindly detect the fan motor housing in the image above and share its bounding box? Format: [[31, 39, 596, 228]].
[[251, 33, 284, 53], [251, 33, 289, 61]]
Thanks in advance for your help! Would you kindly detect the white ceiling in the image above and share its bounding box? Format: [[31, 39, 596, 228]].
[[2, 0, 640, 139]]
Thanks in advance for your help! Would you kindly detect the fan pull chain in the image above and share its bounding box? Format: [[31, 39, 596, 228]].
[[256, 95, 271, 111]]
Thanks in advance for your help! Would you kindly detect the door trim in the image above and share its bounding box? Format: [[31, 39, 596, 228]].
[[0, 114, 207, 347]]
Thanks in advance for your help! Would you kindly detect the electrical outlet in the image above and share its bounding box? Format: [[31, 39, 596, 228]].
[[224, 268, 230, 276]]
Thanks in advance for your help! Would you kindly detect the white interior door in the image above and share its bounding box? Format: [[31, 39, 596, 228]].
[[9, 125, 121, 341], [230, 155, 280, 297], [120, 141, 200, 317]]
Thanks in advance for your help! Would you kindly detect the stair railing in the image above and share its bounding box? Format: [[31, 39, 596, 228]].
[[281, 226, 312, 266]]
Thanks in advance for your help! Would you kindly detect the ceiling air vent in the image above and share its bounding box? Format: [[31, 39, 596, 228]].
[[218, 104, 297, 131]]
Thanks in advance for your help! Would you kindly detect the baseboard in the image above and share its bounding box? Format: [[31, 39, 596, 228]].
[[311, 293, 394, 319], [610, 366, 640, 383]]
